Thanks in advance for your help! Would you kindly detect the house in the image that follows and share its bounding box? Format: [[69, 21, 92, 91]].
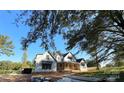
[[34, 51, 87, 72], [34, 51, 57, 72], [76, 58, 87, 71]]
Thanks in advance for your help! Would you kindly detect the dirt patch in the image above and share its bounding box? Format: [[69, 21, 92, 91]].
[[32, 71, 74, 77], [0, 74, 31, 82], [0, 72, 76, 82], [32, 71, 76, 81]]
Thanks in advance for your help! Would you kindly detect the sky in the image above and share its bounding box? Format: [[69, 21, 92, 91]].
[[0, 10, 90, 62]]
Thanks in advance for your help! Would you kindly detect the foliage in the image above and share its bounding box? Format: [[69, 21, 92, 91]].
[[21, 49, 29, 68], [0, 61, 22, 70], [0, 61, 34, 70], [16, 10, 124, 68], [106, 64, 114, 67], [0, 70, 20, 74], [87, 60, 97, 67], [114, 61, 124, 67], [0, 60, 34, 74], [21, 61, 33, 68], [27, 61, 35, 70], [0, 35, 14, 56], [77, 66, 124, 78]]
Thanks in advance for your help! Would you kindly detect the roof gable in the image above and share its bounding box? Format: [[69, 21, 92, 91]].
[[63, 53, 68, 57], [76, 58, 85, 63], [47, 51, 57, 62], [63, 52, 76, 61]]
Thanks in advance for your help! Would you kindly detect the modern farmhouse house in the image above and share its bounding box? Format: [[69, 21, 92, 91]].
[[34, 51, 87, 72]]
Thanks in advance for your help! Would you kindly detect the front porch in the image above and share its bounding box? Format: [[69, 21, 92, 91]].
[[57, 62, 80, 72]]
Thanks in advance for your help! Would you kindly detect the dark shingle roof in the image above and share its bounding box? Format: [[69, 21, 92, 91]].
[[76, 58, 85, 63], [47, 51, 57, 62], [63, 53, 69, 57]]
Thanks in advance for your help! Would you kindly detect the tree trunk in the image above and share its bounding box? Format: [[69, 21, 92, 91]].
[[22, 48, 29, 68], [96, 55, 99, 70], [95, 49, 99, 70]]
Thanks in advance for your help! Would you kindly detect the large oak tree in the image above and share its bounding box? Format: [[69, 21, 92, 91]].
[[17, 10, 124, 69]]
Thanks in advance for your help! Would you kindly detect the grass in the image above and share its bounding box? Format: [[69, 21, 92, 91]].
[[0, 70, 21, 74], [76, 66, 124, 78]]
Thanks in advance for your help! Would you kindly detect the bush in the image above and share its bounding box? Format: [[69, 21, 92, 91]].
[[106, 64, 114, 67], [0, 61, 22, 70], [0, 61, 34, 74], [114, 61, 124, 67], [0, 70, 21, 74], [87, 61, 96, 67], [21, 61, 35, 69]]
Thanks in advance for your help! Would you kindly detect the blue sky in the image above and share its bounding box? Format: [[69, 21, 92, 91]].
[[0, 10, 90, 62]]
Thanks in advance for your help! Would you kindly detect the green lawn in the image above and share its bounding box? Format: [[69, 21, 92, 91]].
[[75, 66, 124, 78], [0, 70, 21, 74]]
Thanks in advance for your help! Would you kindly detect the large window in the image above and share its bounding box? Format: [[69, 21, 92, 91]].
[[42, 63, 52, 70], [81, 63, 85, 66]]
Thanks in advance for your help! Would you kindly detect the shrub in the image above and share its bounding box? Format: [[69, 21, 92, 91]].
[[0, 61, 22, 70], [0, 70, 21, 74]]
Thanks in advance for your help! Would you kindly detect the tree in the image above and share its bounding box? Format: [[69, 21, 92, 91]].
[[21, 48, 30, 68], [87, 59, 96, 67], [0, 61, 22, 70], [16, 10, 124, 68], [0, 35, 14, 56], [114, 61, 124, 67]]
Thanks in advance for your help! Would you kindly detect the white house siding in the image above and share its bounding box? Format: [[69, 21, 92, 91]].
[[55, 54, 63, 62], [34, 55, 43, 72], [34, 52, 88, 72], [63, 53, 76, 62], [51, 61, 57, 71], [80, 65, 88, 72], [35, 52, 57, 72], [79, 60, 88, 72]]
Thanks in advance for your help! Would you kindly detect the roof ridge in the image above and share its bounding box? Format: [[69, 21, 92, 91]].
[[47, 51, 57, 62]]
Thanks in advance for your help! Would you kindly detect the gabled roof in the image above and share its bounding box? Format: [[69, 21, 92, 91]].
[[63, 53, 69, 57], [76, 58, 85, 63], [33, 54, 43, 64], [47, 51, 57, 62], [34, 51, 85, 64], [63, 52, 77, 61], [34, 53, 43, 60], [34, 51, 57, 64]]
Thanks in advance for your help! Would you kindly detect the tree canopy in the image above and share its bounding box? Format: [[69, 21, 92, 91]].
[[17, 10, 124, 69]]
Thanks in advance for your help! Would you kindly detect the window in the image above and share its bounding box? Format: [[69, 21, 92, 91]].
[[81, 62, 85, 66], [46, 55, 50, 60], [57, 56, 60, 61], [42, 63, 51, 70], [68, 56, 72, 60]]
